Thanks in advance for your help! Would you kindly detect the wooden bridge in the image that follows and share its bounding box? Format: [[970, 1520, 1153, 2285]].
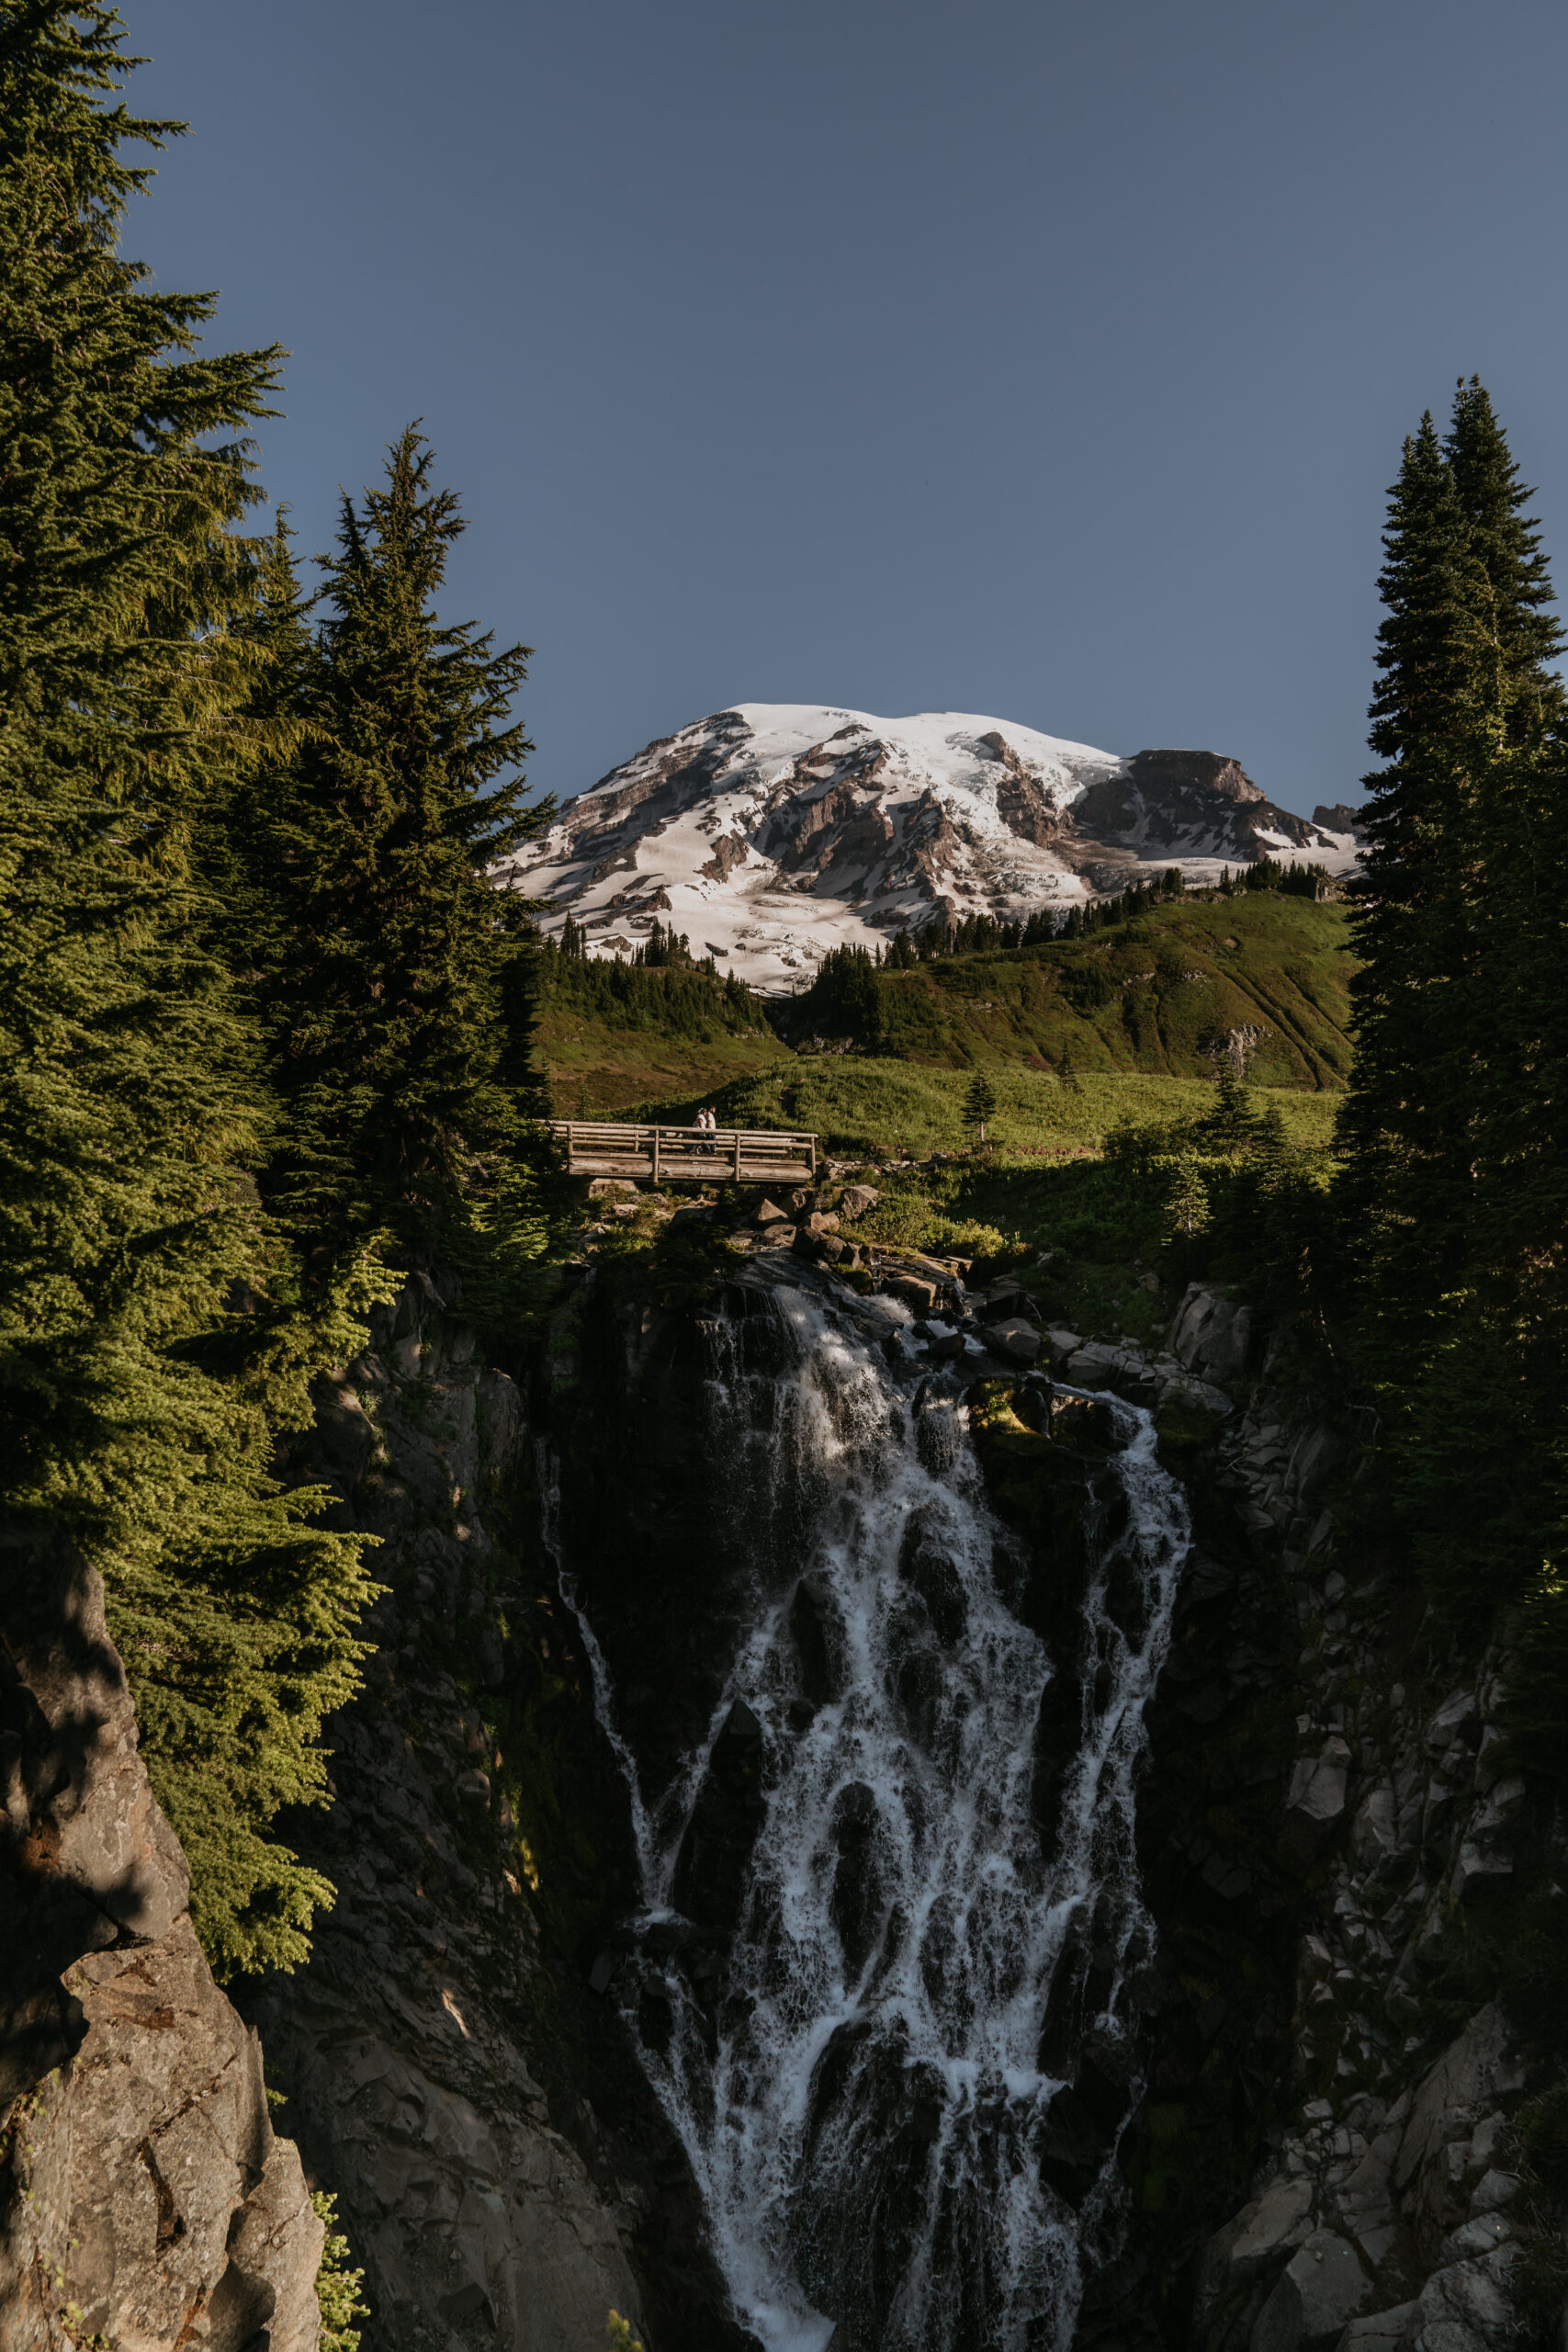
[[549, 1120, 818, 1186]]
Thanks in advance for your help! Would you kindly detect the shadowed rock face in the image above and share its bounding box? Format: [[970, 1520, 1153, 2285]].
[[0, 1522, 323, 2352], [239, 1272, 750, 2352], [1073, 750, 1328, 861]]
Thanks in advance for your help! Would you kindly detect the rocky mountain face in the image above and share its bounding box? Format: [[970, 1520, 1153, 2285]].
[[1047, 1285, 1557, 2352], [0, 1525, 323, 2352], [500, 707, 1362, 989], [7, 1241, 1556, 2352]]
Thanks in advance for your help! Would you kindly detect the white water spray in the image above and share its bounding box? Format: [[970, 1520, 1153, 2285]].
[[556, 1278, 1190, 2352]]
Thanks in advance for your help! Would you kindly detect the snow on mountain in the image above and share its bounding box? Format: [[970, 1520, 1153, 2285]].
[[496, 704, 1359, 993]]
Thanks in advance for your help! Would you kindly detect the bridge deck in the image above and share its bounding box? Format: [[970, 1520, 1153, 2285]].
[[549, 1120, 818, 1186]]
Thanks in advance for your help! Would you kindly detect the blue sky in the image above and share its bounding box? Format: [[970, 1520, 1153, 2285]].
[[130, 0, 1568, 816]]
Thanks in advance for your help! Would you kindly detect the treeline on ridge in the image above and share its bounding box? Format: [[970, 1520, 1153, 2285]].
[[544, 913, 768, 1041]]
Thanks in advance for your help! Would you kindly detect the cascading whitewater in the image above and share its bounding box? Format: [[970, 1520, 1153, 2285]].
[[556, 1276, 1191, 2352]]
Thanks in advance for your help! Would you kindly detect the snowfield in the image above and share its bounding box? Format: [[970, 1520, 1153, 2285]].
[[497, 703, 1359, 994]]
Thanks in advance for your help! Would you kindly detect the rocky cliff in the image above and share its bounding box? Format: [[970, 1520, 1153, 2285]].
[[1044, 1285, 1566, 2352], [1, 1522, 323, 2352], [238, 1270, 746, 2352]]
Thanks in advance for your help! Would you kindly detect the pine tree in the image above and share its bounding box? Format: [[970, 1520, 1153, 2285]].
[[259, 427, 555, 1241], [964, 1071, 998, 1145], [1443, 383, 1568, 1351], [0, 3, 384, 1975], [1201, 1058, 1260, 1157], [1336, 389, 1568, 1634], [1335, 414, 1496, 1362], [1445, 378, 1564, 743]]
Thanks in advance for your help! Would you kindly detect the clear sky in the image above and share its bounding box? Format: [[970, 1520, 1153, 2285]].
[[128, 0, 1568, 817]]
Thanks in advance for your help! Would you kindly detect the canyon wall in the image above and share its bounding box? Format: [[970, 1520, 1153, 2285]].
[[5, 1252, 1561, 2352]]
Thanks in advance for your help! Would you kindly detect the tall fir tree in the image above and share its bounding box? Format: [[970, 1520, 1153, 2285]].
[[258, 428, 555, 1243], [1445, 378, 1564, 743], [1443, 382, 1568, 1348], [1336, 413, 1495, 1364], [0, 2, 384, 1975], [1337, 385, 1568, 1638]]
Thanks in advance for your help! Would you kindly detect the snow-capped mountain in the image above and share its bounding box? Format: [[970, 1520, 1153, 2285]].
[[498, 705, 1360, 992]]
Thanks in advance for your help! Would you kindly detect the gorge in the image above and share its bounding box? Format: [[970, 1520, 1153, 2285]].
[[9, 1208, 1558, 2352]]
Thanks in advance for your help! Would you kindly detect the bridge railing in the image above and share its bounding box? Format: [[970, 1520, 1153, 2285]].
[[548, 1121, 818, 1185]]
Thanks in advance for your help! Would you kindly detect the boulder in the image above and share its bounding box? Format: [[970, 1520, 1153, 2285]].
[[587, 1178, 639, 1200], [884, 1276, 940, 1315], [1039, 1390, 1119, 1456], [1063, 1342, 1161, 1407], [1351, 1781, 1401, 1871], [1394, 2009, 1524, 2199], [985, 1317, 1043, 1365], [0, 1524, 324, 2352], [1169, 1283, 1254, 1385], [1252, 2231, 1372, 2352], [839, 1185, 882, 1221], [1227, 2177, 1316, 2285], [1409, 2253, 1516, 2351], [753, 1198, 789, 1225], [1283, 1736, 1353, 1862], [1337, 2305, 1418, 2352]]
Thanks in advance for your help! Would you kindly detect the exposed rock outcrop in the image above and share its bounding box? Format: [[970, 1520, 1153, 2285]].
[[1120, 1287, 1562, 2352], [243, 1272, 746, 2352], [0, 1522, 323, 2352]]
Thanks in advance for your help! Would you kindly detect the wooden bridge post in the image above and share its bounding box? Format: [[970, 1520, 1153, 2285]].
[[651, 1128, 660, 1182], [733, 1130, 741, 1181]]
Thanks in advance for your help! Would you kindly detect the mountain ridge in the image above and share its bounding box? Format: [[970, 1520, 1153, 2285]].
[[500, 703, 1362, 990]]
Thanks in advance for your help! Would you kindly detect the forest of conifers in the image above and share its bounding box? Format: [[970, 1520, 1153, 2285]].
[[3, 0, 1566, 2005]]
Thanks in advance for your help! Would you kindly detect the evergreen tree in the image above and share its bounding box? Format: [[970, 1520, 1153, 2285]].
[[1335, 388, 1568, 1640], [964, 1071, 998, 1145], [0, 2, 383, 1973], [1335, 413, 1495, 1361], [1200, 1058, 1260, 1157], [1445, 378, 1564, 742], [259, 428, 555, 1241], [1443, 382, 1568, 1358]]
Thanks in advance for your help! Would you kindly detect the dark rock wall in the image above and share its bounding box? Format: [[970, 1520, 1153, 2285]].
[[1, 1522, 323, 2352], [243, 1270, 747, 2352]]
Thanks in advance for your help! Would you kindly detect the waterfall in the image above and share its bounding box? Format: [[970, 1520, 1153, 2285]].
[[556, 1274, 1191, 2352]]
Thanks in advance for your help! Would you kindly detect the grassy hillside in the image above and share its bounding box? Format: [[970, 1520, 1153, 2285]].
[[638, 1057, 1343, 1163], [536, 894, 1359, 1116], [534, 951, 784, 1114], [871, 894, 1358, 1088]]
